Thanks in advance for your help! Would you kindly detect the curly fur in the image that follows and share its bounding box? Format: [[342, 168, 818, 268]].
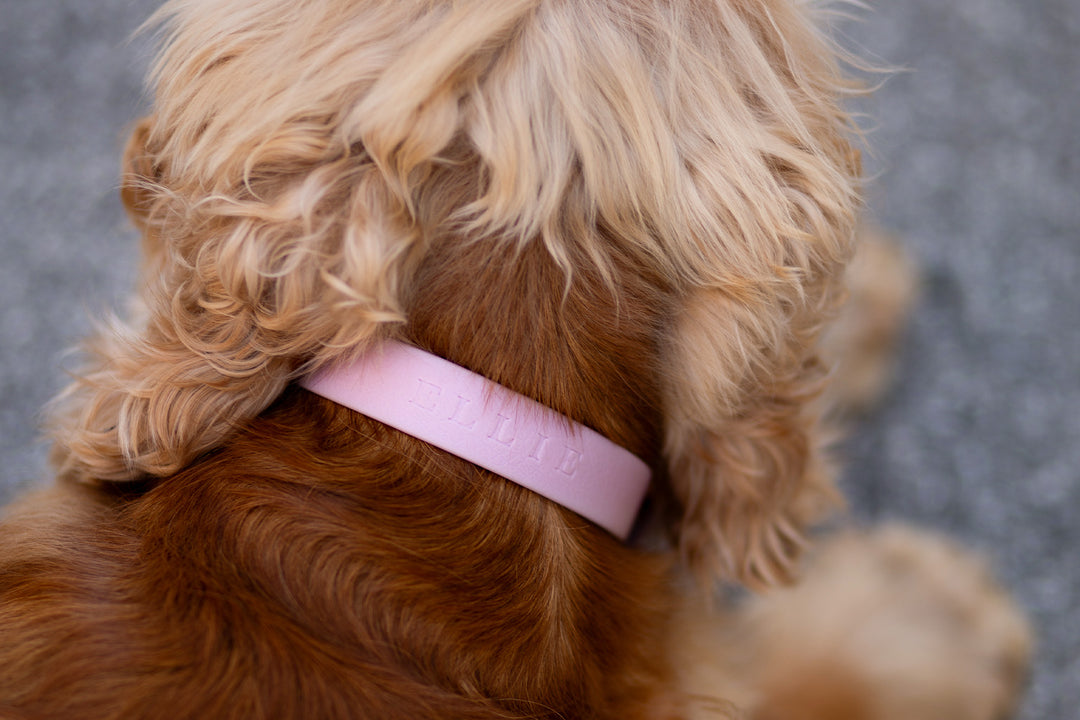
[[0, 0, 1030, 718]]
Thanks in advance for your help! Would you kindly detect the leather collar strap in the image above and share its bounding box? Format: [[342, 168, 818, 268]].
[[301, 341, 651, 540]]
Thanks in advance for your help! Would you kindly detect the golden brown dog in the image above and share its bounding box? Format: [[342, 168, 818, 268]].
[[0, 0, 1030, 718]]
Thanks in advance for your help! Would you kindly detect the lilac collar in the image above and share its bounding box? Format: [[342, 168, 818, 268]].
[[301, 341, 651, 539]]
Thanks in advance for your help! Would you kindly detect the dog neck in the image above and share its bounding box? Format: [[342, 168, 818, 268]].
[[301, 341, 651, 539]]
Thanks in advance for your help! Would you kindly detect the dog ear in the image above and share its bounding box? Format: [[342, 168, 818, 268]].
[[51, 113, 424, 483], [661, 283, 843, 590], [50, 142, 421, 483]]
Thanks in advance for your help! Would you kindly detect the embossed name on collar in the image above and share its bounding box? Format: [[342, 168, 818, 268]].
[[301, 341, 651, 539]]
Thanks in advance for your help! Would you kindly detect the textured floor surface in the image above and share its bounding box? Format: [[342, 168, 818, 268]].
[[1, 1, 1076, 717]]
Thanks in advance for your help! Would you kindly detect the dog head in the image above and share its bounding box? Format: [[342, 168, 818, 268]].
[[56, 0, 861, 587]]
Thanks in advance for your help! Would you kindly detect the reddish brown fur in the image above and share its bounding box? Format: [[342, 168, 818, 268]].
[[0, 233, 682, 719]]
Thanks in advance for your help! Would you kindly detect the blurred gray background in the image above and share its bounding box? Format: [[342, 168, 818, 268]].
[[1, 1, 1076, 717]]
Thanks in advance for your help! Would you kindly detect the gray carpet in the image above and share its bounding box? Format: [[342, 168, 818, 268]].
[[1, 1, 1076, 717]]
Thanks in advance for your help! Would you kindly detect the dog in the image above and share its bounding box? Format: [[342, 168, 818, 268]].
[[0, 0, 1031, 718]]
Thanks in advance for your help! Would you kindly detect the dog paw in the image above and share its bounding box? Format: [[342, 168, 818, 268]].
[[744, 525, 1032, 720]]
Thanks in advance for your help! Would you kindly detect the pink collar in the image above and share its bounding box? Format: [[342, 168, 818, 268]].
[[300, 341, 651, 540]]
